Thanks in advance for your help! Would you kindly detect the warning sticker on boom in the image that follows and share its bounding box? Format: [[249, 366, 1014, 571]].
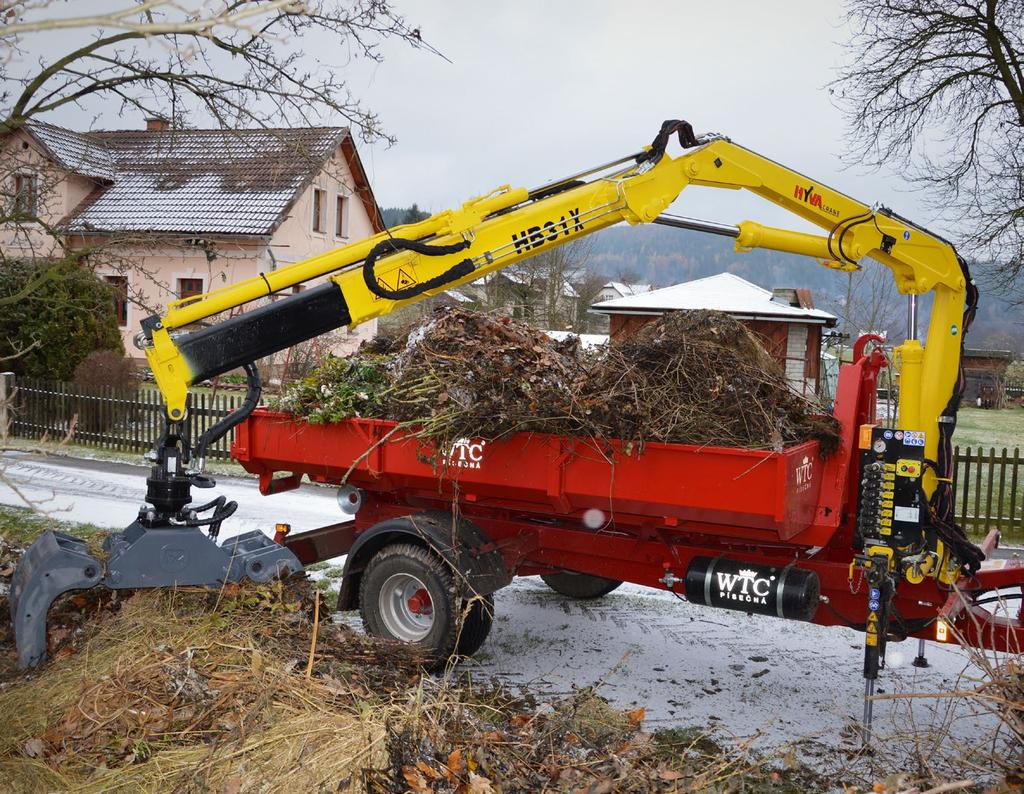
[[373, 267, 419, 300]]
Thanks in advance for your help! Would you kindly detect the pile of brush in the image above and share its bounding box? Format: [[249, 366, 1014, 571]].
[[578, 310, 841, 453], [276, 307, 839, 457]]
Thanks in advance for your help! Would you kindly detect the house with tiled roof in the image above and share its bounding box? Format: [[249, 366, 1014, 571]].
[[1, 118, 384, 363]]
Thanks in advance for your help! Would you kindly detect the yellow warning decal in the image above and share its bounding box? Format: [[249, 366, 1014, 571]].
[[373, 268, 419, 300], [396, 267, 418, 289]]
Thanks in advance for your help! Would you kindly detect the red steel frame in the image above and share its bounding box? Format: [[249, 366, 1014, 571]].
[[232, 342, 1023, 654]]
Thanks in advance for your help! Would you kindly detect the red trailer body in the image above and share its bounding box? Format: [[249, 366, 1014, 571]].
[[232, 346, 1024, 654]]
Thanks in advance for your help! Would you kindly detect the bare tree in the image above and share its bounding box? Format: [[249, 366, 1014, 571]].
[[481, 239, 593, 330], [828, 264, 905, 343], [572, 269, 609, 333], [833, 0, 1024, 292], [1, 0, 421, 139]]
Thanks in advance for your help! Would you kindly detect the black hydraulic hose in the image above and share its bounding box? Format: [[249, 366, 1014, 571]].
[[363, 237, 475, 301], [637, 119, 700, 165], [194, 362, 261, 463]]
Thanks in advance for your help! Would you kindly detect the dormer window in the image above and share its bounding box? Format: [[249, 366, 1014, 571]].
[[13, 173, 38, 217]]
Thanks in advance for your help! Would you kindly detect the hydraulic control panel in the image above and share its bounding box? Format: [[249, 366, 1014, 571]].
[[855, 425, 926, 551]]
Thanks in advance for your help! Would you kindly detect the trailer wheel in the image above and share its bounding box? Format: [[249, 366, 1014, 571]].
[[541, 571, 622, 599], [359, 543, 493, 666]]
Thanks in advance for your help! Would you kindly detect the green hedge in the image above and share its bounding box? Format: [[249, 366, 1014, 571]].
[[0, 259, 123, 380]]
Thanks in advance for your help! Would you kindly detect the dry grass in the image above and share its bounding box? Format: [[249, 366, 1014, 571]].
[[0, 582, 416, 793], [0, 577, 835, 793]]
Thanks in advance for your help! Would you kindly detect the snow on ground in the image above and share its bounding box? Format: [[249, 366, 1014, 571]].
[[1, 450, 1007, 766], [0, 450, 338, 540]]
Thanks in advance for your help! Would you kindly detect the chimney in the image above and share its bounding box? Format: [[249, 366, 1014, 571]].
[[145, 117, 169, 132]]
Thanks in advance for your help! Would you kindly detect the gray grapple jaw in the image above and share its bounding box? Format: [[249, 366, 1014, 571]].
[[11, 361, 303, 669], [11, 522, 304, 669], [10, 531, 104, 670]]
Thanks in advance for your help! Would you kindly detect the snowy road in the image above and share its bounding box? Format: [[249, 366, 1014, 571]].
[[0, 450, 339, 539], [1, 450, 1006, 757]]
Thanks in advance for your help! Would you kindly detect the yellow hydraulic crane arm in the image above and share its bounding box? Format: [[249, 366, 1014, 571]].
[[143, 123, 975, 551]]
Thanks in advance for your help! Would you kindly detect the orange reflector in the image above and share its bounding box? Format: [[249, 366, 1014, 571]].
[[935, 619, 949, 642], [859, 424, 876, 450], [275, 523, 291, 535]]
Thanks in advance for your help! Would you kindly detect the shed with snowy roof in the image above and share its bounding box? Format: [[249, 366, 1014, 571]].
[[590, 272, 837, 396]]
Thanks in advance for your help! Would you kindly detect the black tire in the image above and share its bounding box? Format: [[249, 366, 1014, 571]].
[[359, 543, 493, 666], [455, 595, 494, 658], [541, 571, 622, 599]]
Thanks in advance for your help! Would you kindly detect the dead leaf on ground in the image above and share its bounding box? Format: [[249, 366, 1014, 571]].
[[23, 738, 45, 758], [402, 764, 430, 794], [466, 772, 495, 794]]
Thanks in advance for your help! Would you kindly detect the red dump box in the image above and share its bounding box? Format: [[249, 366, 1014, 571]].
[[232, 347, 1023, 654], [235, 415, 826, 544]]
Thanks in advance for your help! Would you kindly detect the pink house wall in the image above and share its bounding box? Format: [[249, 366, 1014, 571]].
[[3, 131, 381, 367]]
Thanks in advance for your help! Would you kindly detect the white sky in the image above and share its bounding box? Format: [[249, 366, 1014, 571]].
[[344, 0, 934, 233], [9, 0, 943, 236]]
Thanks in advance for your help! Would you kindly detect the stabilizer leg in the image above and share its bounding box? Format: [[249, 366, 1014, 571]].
[[912, 637, 929, 668], [858, 554, 894, 747]]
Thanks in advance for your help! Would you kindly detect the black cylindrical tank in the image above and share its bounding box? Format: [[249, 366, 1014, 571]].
[[684, 557, 820, 622]]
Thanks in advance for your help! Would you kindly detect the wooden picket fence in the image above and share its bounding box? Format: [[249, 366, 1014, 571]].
[[953, 445, 1023, 536], [7, 377, 245, 460]]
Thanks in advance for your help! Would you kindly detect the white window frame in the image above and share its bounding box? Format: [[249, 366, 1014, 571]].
[[175, 275, 205, 302], [335, 192, 350, 239], [311, 186, 326, 234]]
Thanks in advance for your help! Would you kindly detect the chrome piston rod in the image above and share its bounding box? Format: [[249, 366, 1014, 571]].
[[653, 213, 740, 238]]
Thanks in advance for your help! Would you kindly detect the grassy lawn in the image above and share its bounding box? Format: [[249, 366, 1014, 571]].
[[946, 408, 1024, 542], [0, 503, 108, 547], [953, 406, 1024, 451]]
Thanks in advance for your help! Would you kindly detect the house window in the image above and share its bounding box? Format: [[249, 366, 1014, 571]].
[[335, 194, 349, 238], [13, 173, 38, 217], [312, 187, 325, 233], [177, 277, 204, 301], [105, 275, 129, 327]]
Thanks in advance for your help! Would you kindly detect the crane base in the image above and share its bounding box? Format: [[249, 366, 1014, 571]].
[[11, 525, 303, 669]]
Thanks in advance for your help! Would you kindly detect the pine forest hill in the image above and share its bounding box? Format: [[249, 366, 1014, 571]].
[[379, 206, 1022, 354]]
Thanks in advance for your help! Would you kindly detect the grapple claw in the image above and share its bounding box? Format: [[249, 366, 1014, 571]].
[[11, 524, 303, 669], [10, 530, 104, 669]]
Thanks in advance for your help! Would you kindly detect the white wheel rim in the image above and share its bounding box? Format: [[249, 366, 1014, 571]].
[[378, 572, 434, 642]]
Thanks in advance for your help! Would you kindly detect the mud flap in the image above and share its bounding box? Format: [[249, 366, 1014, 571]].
[[10, 530, 104, 669], [11, 525, 303, 669]]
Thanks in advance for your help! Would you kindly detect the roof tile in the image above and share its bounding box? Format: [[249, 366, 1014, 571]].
[[26, 124, 347, 236]]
